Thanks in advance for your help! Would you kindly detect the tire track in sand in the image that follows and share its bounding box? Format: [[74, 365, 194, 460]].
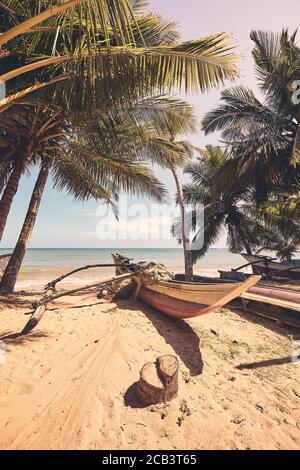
[[1, 316, 119, 449]]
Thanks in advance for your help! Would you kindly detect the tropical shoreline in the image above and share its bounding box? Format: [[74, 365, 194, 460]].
[[0, 248, 253, 291]]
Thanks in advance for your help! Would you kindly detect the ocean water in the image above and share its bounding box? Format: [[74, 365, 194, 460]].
[[0, 248, 249, 290]]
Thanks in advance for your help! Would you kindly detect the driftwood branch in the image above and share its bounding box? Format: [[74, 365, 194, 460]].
[[37, 272, 134, 307], [22, 272, 134, 334]]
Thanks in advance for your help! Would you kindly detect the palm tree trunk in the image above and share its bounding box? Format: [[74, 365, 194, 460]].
[[243, 241, 253, 256], [235, 226, 252, 255], [171, 167, 194, 281], [0, 159, 51, 294], [0, 148, 31, 243]]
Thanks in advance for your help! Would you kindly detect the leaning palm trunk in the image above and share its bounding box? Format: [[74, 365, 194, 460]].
[[0, 0, 84, 47], [0, 76, 68, 114], [234, 226, 253, 256], [0, 158, 51, 294], [171, 167, 194, 281], [0, 147, 32, 242], [241, 238, 253, 256]]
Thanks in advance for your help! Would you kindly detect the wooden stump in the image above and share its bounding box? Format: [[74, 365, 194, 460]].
[[136, 355, 179, 406]]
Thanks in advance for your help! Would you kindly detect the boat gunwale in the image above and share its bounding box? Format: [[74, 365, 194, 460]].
[[154, 279, 243, 290], [242, 253, 300, 269], [112, 252, 261, 292]]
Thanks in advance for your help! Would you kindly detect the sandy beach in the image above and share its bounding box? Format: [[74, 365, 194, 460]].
[[1, 289, 300, 450]]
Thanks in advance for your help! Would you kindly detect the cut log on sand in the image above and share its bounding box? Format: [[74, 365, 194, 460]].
[[136, 355, 179, 406], [22, 272, 134, 335]]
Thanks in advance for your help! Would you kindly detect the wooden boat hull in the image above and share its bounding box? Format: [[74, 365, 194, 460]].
[[249, 286, 300, 304], [238, 283, 300, 328], [112, 254, 261, 319], [242, 254, 300, 280], [241, 284, 300, 314], [138, 285, 223, 319]]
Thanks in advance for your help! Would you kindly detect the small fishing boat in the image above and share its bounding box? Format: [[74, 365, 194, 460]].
[[112, 254, 261, 319], [241, 253, 300, 280]]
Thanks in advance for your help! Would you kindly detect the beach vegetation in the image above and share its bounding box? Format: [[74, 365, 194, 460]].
[[182, 30, 300, 262], [0, 96, 199, 293], [0, 1, 239, 292], [202, 30, 300, 197], [174, 145, 256, 263]]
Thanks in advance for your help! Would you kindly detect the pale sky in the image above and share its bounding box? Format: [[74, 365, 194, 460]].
[[2, 0, 300, 249]]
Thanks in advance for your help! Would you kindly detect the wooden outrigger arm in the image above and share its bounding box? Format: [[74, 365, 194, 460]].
[[44, 262, 136, 291], [232, 256, 276, 273], [22, 272, 134, 335]]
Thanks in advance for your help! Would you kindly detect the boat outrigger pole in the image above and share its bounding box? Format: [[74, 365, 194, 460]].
[[232, 256, 277, 273]]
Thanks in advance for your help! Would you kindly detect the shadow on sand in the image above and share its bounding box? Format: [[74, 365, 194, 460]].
[[124, 381, 148, 409], [229, 301, 300, 338], [0, 295, 33, 310], [0, 329, 49, 345], [116, 299, 204, 377], [237, 355, 299, 370]]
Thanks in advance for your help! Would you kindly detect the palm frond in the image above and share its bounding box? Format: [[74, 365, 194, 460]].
[[0, 75, 68, 113], [182, 182, 209, 205], [121, 95, 198, 137], [129, 12, 179, 47], [191, 203, 225, 260], [251, 29, 300, 112], [51, 153, 113, 202], [291, 123, 300, 167], [0, 0, 145, 47], [202, 86, 277, 136], [64, 141, 168, 202], [1, 33, 239, 96]]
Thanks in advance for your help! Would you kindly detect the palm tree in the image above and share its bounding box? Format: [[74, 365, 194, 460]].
[[171, 164, 194, 280], [146, 136, 197, 281], [0, 157, 52, 292], [0, 1, 240, 292], [253, 228, 300, 263], [0, 105, 62, 242], [0, 0, 239, 238], [0, 1, 84, 47], [175, 145, 300, 265], [0, 111, 32, 242], [173, 146, 256, 264], [0, 96, 198, 293], [202, 30, 300, 198], [0, 92, 197, 242]]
